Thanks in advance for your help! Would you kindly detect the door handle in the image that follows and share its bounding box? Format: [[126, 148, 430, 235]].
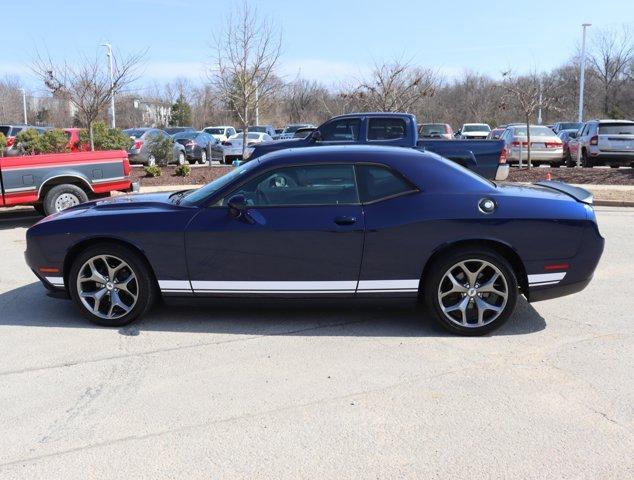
[[334, 216, 357, 226]]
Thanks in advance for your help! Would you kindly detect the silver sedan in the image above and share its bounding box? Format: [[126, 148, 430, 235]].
[[500, 125, 563, 166]]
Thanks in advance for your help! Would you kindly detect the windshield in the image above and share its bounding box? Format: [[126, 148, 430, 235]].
[[123, 129, 147, 139], [463, 124, 490, 132], [559, 122, 583, 131], [420, 124, 446, 136], [599, 123, 634, 135], [205, 128, 225, 134], [513, 126, 555, 137], [180, 160, 260, 205]]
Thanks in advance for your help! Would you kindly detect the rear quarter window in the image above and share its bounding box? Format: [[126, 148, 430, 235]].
[[356, 164, 417, 203]]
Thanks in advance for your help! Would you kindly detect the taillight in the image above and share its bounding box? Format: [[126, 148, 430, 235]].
[[499, 148, 508, 164], [545, 141, 562, 148], [6, 136, 15, 147], [134, 139, 143, 150], [511, 141, 529, 147], [123, 157, 130, 176], [186, 141, 196, 147], [589, 135, 598, 145], [445, 124, 451, 134]]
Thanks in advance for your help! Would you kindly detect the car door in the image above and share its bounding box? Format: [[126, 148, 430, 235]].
[[207, 134, 224, 162], [184, 163, 365, 296]]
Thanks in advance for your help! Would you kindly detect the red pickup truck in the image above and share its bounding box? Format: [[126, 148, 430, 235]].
[[0, 150, 138, 215]]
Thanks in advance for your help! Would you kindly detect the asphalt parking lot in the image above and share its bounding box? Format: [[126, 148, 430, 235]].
[[0, 207, 632, 479]]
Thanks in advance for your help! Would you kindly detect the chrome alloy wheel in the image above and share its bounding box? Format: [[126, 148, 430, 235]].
[[437, 259, 508, 328], [54, 193, 80, 212], [76, 255, 138, 320]]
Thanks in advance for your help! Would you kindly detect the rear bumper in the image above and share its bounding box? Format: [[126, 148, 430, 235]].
[[529, 277, 592, 302], [508, 149, 563, 163], [588, 150, 634, 163]]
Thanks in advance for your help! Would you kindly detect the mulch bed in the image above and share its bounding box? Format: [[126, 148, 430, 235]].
[[507, 167, 634, 185], [130, 166, 232, 186], [130, 165, 634, 187]]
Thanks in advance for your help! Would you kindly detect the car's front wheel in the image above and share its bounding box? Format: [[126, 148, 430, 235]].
[[69, 244, 157, 327], [424, 249, 518, 336], [200, 149, 207, 165]]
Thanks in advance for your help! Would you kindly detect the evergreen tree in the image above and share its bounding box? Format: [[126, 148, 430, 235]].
[[170, 94, 192, 126]]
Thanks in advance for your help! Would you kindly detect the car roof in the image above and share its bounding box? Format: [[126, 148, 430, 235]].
[[589, 119, 634, 124]]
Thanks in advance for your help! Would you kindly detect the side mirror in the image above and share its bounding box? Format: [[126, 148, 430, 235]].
[[228, 194, 250, 220], [310, 130, 322, 142]]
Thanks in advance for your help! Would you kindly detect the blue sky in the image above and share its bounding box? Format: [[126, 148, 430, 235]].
[[3, 0, 632, 93]]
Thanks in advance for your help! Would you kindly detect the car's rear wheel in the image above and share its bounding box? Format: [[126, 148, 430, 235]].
[[423, 249, 518, 336], [43, 184, 88, 216], [200, 150, 207, 165], [69, 244, 157, 327]]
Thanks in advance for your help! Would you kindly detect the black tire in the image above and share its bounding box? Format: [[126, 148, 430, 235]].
[[33, 204, 46, 215], [200, 150, 207, 165], [581, 150, 592, 168], [552, 162, 561, 168], [68, 243, 157, 327], [565, 152, 575, 168], [43, 183, 88, 216], [423, 248, 518, 336]]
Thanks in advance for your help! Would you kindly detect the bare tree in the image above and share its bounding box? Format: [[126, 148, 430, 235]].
[[588, 26, 634, 116], [211, 1, 281, 156], [501, 71, 561, 168], [351, 59, 438, 112], [32, 48, 145, 149]]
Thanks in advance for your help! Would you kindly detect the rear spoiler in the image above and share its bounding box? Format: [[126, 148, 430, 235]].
[[534, 180, 593, 205]]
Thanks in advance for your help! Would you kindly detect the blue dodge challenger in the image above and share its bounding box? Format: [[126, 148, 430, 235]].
[[25, 146, 604, 335]]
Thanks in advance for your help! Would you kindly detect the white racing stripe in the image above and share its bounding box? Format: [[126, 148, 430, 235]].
[[528, 272, 567, 286]]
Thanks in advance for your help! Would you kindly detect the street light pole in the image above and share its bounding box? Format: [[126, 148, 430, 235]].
[[20, 88, 27, 124], [537, 77, 543, 125], [101, 43, 116, 128], [576, 23, 591, 167]]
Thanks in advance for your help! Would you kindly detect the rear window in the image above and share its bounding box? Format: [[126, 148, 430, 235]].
[[123, 129, 146, 139], [204, 128, 225, 134], [249, 126, 269, 133], [419, 124, 447, 136], [0, 126, 11, 136], [513, 126, 555, 137], [368, 118, 407, 141], [558, 122, 583, 131], [463, 124, 490, 132], [598, 123, 634, 135]]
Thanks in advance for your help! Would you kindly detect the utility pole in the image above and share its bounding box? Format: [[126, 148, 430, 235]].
[[20, 88, 27, 124], [255, 84, 260, 126], [576, 23, 591, 167], [537, 77, 543, 125], [101, 43, 116, 128]]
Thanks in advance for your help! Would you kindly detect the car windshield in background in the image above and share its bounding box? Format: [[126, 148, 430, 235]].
[[559, 122, 583, 130], [463, 125, 490, 132], [598, 123, 634, 135], [172, 132, 196, 140], [229, 133, 261, 140], [249, 126, 268, 133], [205, 128, 225, 134], [123, 129, 146, 139], [180, 160, 260, 206], [420, 124, 446, 136], [514, 126, 555, 137]]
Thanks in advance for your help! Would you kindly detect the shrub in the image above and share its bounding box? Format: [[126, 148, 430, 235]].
[[144, 165, 162, 177], [38, 129, 70, 154], [79, 121, 133, 150], [175, 164, 191, 177], [15, 128, 42, 155], [0, 133, 6, 156], [146, 134, 173, 167]]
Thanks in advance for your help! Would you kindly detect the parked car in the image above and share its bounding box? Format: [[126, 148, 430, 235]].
[[25, 145, 604, 336], [172, 131, 224, 164], [246, 113, 508, 181], [1, 150, 137, 215], [552, 121, 583, 135], [1, 124, 47, 156], [418, 123, 453, 139], [557, 129, 580, 167], [203, 126, 237, 142], [248, 125, 276, 137], [457, 123, 491, 139], [487, 128, 506, 140], [500, 125, 563, 166], [277, 124, 316, 140], [123, 128, 186, 166], [570, 119, 634, 168], [164, 126, 196, 135], [223, 132, 273, 164]]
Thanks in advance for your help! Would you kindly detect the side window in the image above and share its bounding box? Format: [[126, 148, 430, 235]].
[[367, 118, 407, 141], [356, 165, 417, 204], [320, 119, 361, 142], [224, 164, 358, 206]]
